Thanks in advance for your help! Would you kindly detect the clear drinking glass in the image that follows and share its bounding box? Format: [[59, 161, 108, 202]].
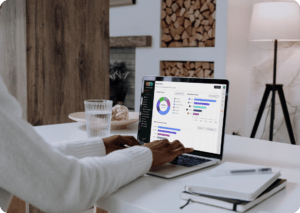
[[84, 100, 113, 138]]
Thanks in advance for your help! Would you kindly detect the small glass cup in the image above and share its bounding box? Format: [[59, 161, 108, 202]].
[[84, 100, 113, 138]]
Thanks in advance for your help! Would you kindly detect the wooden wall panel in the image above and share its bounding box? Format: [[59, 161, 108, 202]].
[[1, 0, 110, 212], [28, 204, 45, 213], [110, 0, 135, 7], [26, 0, 110, 126], [110, 36, 152, 48], [7, 196, 26, 213], [0, 0, 27, 121]]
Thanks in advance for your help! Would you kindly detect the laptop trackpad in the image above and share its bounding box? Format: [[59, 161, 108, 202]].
[[148, 163, 184, 175]]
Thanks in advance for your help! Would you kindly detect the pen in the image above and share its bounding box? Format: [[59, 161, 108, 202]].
[[210, 168, 272, 177]]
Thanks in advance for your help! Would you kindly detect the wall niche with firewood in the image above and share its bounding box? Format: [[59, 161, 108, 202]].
[[161, 61, 214, 78], [161, 0, 216, 48]]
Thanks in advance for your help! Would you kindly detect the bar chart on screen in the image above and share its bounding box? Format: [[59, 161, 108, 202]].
[[191, 98, 218, 120], [156, 126, 181, 140], [152, 124, 219, 154]]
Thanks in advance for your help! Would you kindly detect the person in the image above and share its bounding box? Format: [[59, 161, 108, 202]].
[[0, 76, 193, 213]]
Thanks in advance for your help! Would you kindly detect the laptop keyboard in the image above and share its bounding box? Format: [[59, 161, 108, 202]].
[[169, 155, 211, 167]]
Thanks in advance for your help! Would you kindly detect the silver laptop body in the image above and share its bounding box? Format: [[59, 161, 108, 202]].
[[137, 76, 229, 178], [148, 154, 220, 178]]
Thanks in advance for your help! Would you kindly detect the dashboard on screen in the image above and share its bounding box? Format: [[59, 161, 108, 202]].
[[138, 78, 228, 156]]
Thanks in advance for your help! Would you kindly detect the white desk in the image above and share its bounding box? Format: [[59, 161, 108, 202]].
[[34, 122, 300, 213]]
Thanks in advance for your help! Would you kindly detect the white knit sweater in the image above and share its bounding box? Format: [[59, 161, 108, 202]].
[[0, 77, 153, 213]]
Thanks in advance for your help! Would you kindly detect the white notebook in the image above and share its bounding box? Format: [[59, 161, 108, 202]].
[[181, 179, 286, 212], [184, 162, 281, 201]]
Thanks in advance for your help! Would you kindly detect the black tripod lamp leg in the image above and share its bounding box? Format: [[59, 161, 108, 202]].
[[269, 87, 276, 141], [250, 86, 271, 138], [277, 87, 296, 145]]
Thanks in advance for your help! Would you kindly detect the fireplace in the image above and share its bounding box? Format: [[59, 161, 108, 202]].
[[110, 47, 136, 110]]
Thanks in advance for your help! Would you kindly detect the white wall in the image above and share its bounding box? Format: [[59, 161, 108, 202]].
[[225, 0, 252, 136], [245, 0, 300, 145], [110, 0, 229, 111], [225, 0, 300, 145], [111, 0, 293, 140]]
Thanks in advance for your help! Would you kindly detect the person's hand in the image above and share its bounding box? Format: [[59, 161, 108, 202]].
[[143, 139, 194, 167], [103, 135, 141, 154]]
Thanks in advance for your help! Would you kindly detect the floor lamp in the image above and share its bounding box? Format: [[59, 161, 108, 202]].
[[249, 2, 300, 145]]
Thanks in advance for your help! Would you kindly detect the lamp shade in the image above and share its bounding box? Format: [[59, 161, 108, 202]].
[[249, 2, 300, 41]]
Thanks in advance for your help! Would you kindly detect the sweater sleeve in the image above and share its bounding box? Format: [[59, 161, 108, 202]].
[[50, 138, 107, 159], [0, 84, 153, 213]]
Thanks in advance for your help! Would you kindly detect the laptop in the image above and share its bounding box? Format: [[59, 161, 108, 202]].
[[137, 76, 229, 178]]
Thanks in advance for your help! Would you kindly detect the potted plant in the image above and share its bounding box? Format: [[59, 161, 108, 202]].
[[109, 62, 131, 106]]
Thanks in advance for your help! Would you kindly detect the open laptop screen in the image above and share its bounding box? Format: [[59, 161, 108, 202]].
[[138, 76, 229, 158]]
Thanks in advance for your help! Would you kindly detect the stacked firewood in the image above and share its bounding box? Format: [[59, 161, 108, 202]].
[[161, 0, 216, 47], [161, 61, 214, 78]]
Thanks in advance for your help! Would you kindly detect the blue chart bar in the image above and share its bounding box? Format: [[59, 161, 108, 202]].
[[194, 109, 202, 112], [158, 126, 181, 131], [158, 130, 177, 134], [194, 99, 216, 102], [194, 102, 210, 106]]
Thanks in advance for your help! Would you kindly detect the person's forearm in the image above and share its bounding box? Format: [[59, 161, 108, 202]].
[[51, 138, 106, 159], [0, 108, 152, 213]]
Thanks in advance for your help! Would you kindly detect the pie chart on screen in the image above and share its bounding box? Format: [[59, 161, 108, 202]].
[[157, 97, 171, 115]]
